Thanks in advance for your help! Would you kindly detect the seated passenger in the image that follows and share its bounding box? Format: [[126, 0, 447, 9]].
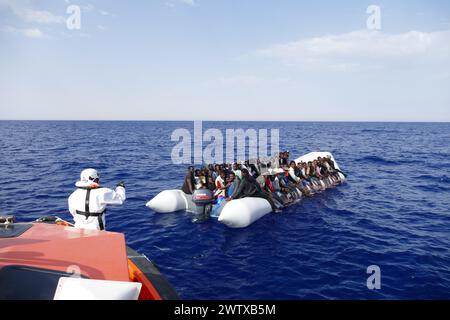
[[296, 162, 306, 178], [232, 163, 242, 180], [281, 167, 302, 200], [317, 157, 335, 187], [181, 166, 196, 194], [249, 162, 259, 177], [226, 171, 240, 198], [306, 162, 321, 190], [271, 169, 291, 205], [297, 162, 312, 188], [287, 161, 312, 195], [312, 160, 326, 190], [256, 169, 267, 189], [279, 151, 289, 167], [243, 160, 259, 177], [227, 168, 278, 212], [263, 171, 285, 208], [260, 171, 282, 209], [194, 169, 202, 189], [212, 164, 220, 181], [200, 169, 208, 188], [206, 174, 216, 192], [288, 161, 301, 184], [325, 155, 346, 180], [214, 170, 227, 198]]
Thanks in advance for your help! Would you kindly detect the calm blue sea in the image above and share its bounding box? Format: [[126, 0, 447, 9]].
[[1, 121, 450, 299]]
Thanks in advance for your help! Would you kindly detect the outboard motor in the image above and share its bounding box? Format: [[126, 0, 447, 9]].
[[192, 189, 215, 220]]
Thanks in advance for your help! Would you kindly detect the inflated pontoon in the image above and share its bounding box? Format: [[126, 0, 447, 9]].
[[146, 152, 345, 228]]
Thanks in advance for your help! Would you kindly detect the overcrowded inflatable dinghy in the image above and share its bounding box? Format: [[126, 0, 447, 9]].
[[146, 152, 345, 228]]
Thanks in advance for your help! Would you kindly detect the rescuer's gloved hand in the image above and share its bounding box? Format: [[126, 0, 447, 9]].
[[116, 181, 125, 188]]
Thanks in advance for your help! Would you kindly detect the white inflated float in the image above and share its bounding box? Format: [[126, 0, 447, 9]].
[[217, 197, 272, 228], [146, 190, 190, 213], [146, 151, 345, 228]]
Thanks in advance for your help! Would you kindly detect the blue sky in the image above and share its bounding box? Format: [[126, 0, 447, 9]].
[[1, 0, 449, 121]]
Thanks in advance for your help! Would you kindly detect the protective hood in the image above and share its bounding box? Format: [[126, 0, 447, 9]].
[[76, 168, 100, 188]]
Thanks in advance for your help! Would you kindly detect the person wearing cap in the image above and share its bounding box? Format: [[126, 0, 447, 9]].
[[68, 168, 126, 231]]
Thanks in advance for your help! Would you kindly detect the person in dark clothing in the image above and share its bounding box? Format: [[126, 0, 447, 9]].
[[325, 156, 347, 179], [228, 169, 257, 199], [206, 175, 216, 192], [227, 168, 278, 212], [225, 171, 240, 198], [244, 160, 259, 177], [263, 172, 285, 207], [279, 151, 289, 167], [181, 166, 196, 194]]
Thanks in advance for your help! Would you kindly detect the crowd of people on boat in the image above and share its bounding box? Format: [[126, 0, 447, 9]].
[[181, 151, 346, 212]]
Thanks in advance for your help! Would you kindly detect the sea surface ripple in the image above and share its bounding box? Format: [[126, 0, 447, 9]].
[[1, 121, 449, 299]]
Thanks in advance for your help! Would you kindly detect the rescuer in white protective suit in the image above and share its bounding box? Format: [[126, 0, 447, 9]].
[[68, 168, 126, 230]]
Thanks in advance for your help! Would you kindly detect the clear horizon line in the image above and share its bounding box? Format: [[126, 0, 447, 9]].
[[0, 119, 449, 123]]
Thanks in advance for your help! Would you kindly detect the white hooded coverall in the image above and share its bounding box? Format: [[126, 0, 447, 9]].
[[68, 185, 126, 230]]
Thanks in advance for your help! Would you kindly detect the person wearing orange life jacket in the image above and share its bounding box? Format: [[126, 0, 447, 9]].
[[68, 168, 126, 231]]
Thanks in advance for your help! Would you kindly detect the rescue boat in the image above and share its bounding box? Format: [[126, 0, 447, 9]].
[[0, 216, 179, 300], [146, 151, 345, 228]]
